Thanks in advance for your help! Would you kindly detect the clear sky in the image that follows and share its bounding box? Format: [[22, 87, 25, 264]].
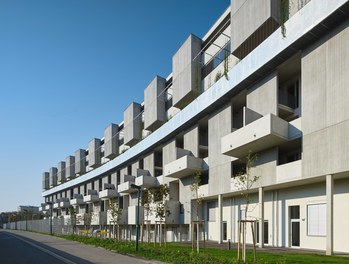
[[0, 0, 230, 212]]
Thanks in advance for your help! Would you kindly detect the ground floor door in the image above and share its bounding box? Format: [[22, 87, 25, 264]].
[[289, 205, 300, 247]]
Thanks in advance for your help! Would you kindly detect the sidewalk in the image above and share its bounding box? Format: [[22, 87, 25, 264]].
[[3, 230, 163, 264]]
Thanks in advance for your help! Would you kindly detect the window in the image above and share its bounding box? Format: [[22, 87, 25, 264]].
[[307, 203, 326, 236], [256, 220, 269, 244], [207, 201, 216, 222]]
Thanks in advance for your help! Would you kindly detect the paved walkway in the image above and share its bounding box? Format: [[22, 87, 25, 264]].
[[2, 230, 162, 264]]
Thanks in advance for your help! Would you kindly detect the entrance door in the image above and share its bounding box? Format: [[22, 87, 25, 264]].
[[289, 206, 300, 247]]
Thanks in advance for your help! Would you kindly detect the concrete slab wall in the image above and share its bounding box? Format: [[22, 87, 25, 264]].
[[208, 102, 232, 195], [42, 172, 49, 190], [65, 156, 75, 180], [88, 138, 101, 169], [184, 124, 199, 157], [49, 167, 58, 187], [231, 0, 279, 53], [75, 149, 86, 176], [144, 152, 155, 176], [144, 76, 166, 131], [172, 34, 202, 109], [247, 71, 278, 116], [124, 102, 142, 147], [57, 161, 66, 184], [302, 20, 349, 178], [104, 123, 119, 159]]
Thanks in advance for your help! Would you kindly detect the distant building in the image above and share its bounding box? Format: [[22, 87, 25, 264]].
[[17, 206, 39, 213]]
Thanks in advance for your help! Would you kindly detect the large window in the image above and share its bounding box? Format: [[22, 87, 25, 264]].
[[307, 203, 326, 236]]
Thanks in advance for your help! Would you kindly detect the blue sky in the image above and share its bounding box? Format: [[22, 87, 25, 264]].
[[0, 0, 229, 212]]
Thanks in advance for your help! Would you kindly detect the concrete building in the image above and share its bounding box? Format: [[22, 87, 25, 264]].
[[40, 0, 349, 255]]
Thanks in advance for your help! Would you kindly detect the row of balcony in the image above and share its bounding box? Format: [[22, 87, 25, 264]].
[[43, 201, 180, 226]]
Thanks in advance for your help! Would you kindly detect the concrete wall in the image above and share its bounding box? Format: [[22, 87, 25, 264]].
[[49, 167, 58, 187], [42, 172, 49, 190], [302, 20, 349, 178], [57, 161, 66, 184], [65, 156, 75, 180], [163, 139, 177, 166], [208, 102, 232, 195], [247, 71, 278, 116], [88, 138, 101, 169], [144, 76, 166, 131], [172, 34, 202, 109], [104, 123, 119, 159], [144, 152, 155, 176], [184, 124, 199, 157], [124, 102, 142, 147], [75, 149, 86, 176], [230, 0, 279, 56]]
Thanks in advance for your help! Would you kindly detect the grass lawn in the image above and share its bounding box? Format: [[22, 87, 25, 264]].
[[62, 235, 349, 264]]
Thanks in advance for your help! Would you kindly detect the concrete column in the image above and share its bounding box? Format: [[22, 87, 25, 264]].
[[218, 194, 223, 244], [259, 187, 264, 248], [326, 174, 333, 256]]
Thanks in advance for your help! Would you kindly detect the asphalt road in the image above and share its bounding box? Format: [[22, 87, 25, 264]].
[[0, 230, 161, 264]]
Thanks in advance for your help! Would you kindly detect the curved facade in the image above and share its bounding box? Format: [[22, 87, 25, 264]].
[[41, 0, 349, 254]]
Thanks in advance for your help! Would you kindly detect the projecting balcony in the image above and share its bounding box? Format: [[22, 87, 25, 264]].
[[91, 212, 107, 226], [83, 191, 99, 204], [164, 155, 203, 179], [221, 114, 289, 158], [276, 160, 302, 184], [135, 175, 158, 188], [53, 202, 60, 209], [107, 209, 128, 225], [128, 205, 144, 225], [118, 181, 137, 194], [70, 198, 84, 206], [45, 204, 52, 211], [60, 198, 70, 208], [99, 189, 118, 200]]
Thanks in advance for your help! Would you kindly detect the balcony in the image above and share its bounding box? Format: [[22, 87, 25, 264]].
[[91, 212, 107, 226], [99, 189, 118, 200], [107, 209, 128, 225], [118, 181, 137, 194], [128, 205, 144, 225], [70, 196, 84, 206], [164, 155, 203, 179], [83, 190, 99, 204], [148, 200, 180, 224], [60, 198, 70, 208], [45, 204, 52, 211], [135, 175, 158, 189], [276, 160, 302, 184], [222, 114, 288, 158], [53, 201, 60, 209]]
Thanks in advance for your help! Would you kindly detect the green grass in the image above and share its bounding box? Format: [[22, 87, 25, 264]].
[[61, 235, 349, 264]]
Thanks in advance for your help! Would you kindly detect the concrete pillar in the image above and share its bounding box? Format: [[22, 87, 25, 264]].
[[326, 174, 333, 256], [259, 187, 264, 248], [218, 194, 223, 244]]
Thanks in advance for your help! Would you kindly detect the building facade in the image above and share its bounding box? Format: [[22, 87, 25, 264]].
[[40, 0, 349, 255]]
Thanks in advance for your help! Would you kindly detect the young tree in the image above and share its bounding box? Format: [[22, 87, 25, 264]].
[[190, 170, 204, 253], [141, 189, 153, 242], [68, 206, 77, 235], [108, 198, 122, 239], [152, 184, 170, 246], [234, 151, 259, 262]]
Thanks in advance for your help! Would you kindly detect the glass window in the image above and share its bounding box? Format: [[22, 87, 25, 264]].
[[290, 205, 300, 219], [207, 201, 216, 221]]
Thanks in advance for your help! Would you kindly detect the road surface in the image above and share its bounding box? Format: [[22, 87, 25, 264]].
[[0, 230, 161, 264]]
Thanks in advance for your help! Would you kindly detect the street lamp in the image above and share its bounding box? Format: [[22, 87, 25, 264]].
[[46, 201, 53, 235], [130, 184, 141, 252]]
